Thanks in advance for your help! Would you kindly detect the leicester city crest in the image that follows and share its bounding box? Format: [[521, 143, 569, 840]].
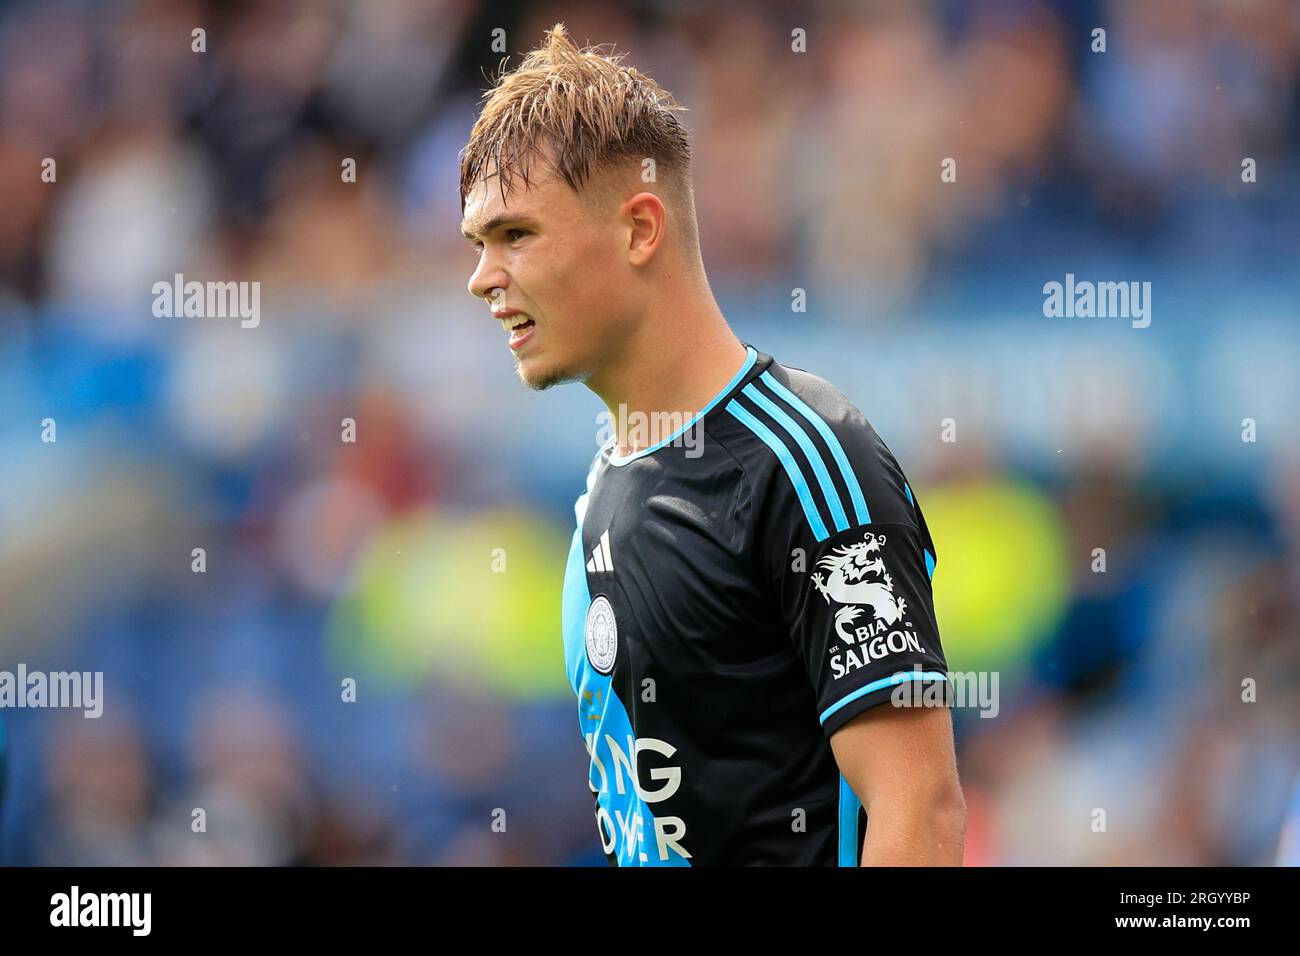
[[584, 595, 618, 674]]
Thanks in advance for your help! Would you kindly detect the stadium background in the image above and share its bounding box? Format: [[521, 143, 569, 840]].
[[0, 0, 1297, 865]]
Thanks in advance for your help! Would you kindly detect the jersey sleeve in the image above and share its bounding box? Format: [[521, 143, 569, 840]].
[[751, 385, 950, 738]]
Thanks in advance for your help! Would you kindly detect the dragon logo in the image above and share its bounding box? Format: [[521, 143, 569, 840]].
[[811, 531, 909, 644]]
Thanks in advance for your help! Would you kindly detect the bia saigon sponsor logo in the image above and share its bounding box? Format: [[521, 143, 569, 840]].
[[585, 594, 618, 675], [811, 531, 924, 679]]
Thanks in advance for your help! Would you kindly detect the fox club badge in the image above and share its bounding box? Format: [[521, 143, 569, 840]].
[[585, 594, 618, 674]]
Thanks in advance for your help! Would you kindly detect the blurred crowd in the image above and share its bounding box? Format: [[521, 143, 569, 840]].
[[0, 0, 1297, 865]]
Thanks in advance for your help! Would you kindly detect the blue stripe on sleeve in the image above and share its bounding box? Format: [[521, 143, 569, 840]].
[[820, 670, 949, 725], [725, 398, 828, 541], [741, 383, 849, 533], [758, 371, 871, 525]]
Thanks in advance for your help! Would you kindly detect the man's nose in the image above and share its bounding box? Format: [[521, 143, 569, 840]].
[[468, 249, 508, 303]]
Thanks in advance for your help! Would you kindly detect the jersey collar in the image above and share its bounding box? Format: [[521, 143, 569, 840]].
[[605, 344, 761, 466]]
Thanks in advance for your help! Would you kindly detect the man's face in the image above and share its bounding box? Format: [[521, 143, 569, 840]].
[[461, 161, 629, 390]]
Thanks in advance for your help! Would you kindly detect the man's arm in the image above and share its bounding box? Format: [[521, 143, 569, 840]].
[[830, 704, 966, 866], [734, 363, 961, 863]]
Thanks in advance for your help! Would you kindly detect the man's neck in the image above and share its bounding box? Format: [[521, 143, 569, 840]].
[[590, 304, 747, 459]]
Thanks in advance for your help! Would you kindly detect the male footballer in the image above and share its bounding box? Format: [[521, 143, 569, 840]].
[[459, 24, 965, 866]]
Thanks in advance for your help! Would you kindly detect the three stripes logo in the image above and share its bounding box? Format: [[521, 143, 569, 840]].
[[724, 370, 936, 576], [724, 370, 872, 543], [586, 528, 614, 573]]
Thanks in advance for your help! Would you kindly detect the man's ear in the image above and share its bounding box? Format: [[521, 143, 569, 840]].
[[623, 192, 667, 267]]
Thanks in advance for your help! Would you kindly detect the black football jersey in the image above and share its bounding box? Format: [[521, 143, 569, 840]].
[[560, 345, 950, 866]]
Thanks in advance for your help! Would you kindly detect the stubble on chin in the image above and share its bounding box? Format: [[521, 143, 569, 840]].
[[516, 358, 573, 392]]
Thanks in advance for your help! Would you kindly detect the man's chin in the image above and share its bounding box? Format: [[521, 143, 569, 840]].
[[515, 356, 574, 392]]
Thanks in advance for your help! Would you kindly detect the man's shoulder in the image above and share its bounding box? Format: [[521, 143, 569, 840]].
[[707, 354, 917, 531], [763, 360, 872, 433]]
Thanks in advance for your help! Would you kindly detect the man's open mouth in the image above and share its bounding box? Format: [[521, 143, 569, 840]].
[[507, 317, 535, 349]]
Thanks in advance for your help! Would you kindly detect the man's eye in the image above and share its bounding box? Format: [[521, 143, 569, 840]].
[[506, 229, 528, 242]]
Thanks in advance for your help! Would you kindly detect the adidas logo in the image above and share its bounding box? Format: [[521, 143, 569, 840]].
[[586, 529, 613, 573]]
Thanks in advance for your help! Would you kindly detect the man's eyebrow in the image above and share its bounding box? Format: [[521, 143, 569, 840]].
[[460, 215, 538, 241]]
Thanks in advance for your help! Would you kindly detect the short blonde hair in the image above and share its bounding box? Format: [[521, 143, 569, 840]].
[[459, 23, 694, 231]]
